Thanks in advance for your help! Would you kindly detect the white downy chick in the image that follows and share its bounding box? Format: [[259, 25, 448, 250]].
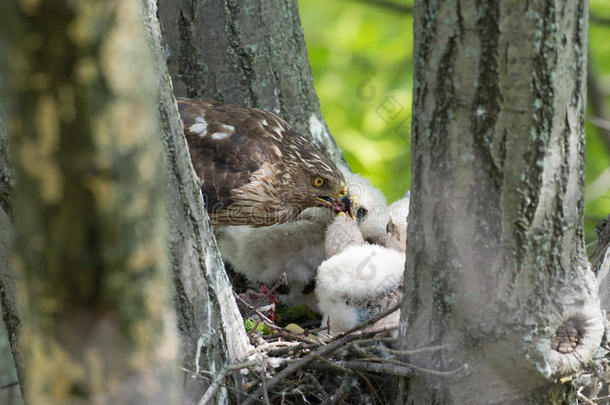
[[343, 171, 390, 247], [384, 191, 410, 253], [324, 214, 364, 258], [216, 207, 333, 288], [316, 244, 405, 335]]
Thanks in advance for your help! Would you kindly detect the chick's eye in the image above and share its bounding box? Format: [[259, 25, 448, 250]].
[[312, 176, 326, 187], [356, 207, 368, 219]]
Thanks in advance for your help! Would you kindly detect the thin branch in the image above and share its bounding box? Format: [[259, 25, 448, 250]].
[[378, 344, 450, 356], [197, 364, 230, 405], [234, 292, 276, 326], [349, 0, 413, 14], [317, 359, 465, 378], [305, 371, 329, 399], [181, 366, 264, 403], [197, 360, 261, 405], [267, 329, 321, 345], [577, 391, 597, 405], [330, 302, 401, 342], [260, 369, 271, 405], [594, 395, 610, 403], [0, 381, 18, 390], [348, 342, 464, 378], [587, 51, 610, 153], [590, 12, 610, 26], [241, 330, 373, 405], [334, 361, 415, 377], [589, 116, 610, 132], [235, 291, 324, 346], [355, 370, 384, 404], [321, 375, 355, 405]]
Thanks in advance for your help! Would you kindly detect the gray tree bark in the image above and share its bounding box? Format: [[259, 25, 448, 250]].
[[0, 1, 178, 404], [0, 199, 23, 405], [156, 0, 343, 162], [0, 109, 11, 214], [0, 108, 23, 404], [395, 1, 604, 403], [141, 1, 253, 403]]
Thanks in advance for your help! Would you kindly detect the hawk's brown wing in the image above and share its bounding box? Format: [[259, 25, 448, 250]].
[[177, 98, 287, 213]]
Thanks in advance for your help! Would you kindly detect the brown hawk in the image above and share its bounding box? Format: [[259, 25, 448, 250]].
[[177, 98, 352, 226]]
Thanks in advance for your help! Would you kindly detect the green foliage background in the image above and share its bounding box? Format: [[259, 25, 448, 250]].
[[299, 0, 610, 244]]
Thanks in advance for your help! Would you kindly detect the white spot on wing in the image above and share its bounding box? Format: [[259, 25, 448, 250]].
[[222, 124, 235, 133], [271, 127, 283, 138], [271, 145, 282, 158], [212, 132, 231, 140], [189, 116, 208, 137]]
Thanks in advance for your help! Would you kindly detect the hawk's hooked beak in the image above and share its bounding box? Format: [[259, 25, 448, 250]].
[[317, 185, 354, 219]]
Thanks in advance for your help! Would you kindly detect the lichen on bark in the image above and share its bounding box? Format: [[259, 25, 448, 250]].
[[0, 1, 179, 403], [397, 0, 602, 403]]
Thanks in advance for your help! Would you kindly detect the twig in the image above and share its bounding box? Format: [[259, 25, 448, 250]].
[[330, 302, 401, 342], [590, 12, 610, 26], [352, 337, 396, 347], [578, 391, 597, 405], [241, 330, 369, 405], [260, 368, 271, 405], [197, 364, 230, 405], [235, 291, 322, 345], [268, 329, 322, 345], [181, 366, 263, 402], [198, 360, 261, 405], [321, 359, 465, 378], [378, 343, 449, 356], [321, 375, 355, 405], [350, 0, 413, 14], [0, 381, 19, 390], [234, 292, 276, 326], [349, 342, 457, 376], [355, 370, 384, 405], [587, 49, 610, 154], [312, 353, 352, 373], [306, 372, 329, 399], [337, 360, 414, 377], [255, 340, 312, 356]]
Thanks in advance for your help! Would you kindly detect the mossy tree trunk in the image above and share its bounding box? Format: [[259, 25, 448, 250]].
[[0, 114, 22, 403], [0, 110, 11, 214], [395, 0, 604, 403], [0, 1, 178, 404]]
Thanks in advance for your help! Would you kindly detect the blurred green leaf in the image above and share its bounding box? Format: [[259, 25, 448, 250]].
[[300, 0, 610, 242]]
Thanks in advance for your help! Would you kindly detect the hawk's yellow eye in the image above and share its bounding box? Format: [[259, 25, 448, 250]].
[[312, 176, 325, 187]]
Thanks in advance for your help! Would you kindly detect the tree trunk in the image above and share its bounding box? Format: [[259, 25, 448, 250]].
[[0, 204, 23, 405], [0, 109, 11, 214], [0, 1, 178, 404], [156, 0, 343, 161], [396, 1, 604, 403], [141, 1, 254, 403], [0, 108, 23, 403]]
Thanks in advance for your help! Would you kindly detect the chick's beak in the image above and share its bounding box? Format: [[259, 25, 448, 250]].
[[336, 191, 354, 219], [316, 184, 353, 219]]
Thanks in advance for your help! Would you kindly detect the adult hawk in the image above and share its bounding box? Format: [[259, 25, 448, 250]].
[[178, 98, 352, 226]]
